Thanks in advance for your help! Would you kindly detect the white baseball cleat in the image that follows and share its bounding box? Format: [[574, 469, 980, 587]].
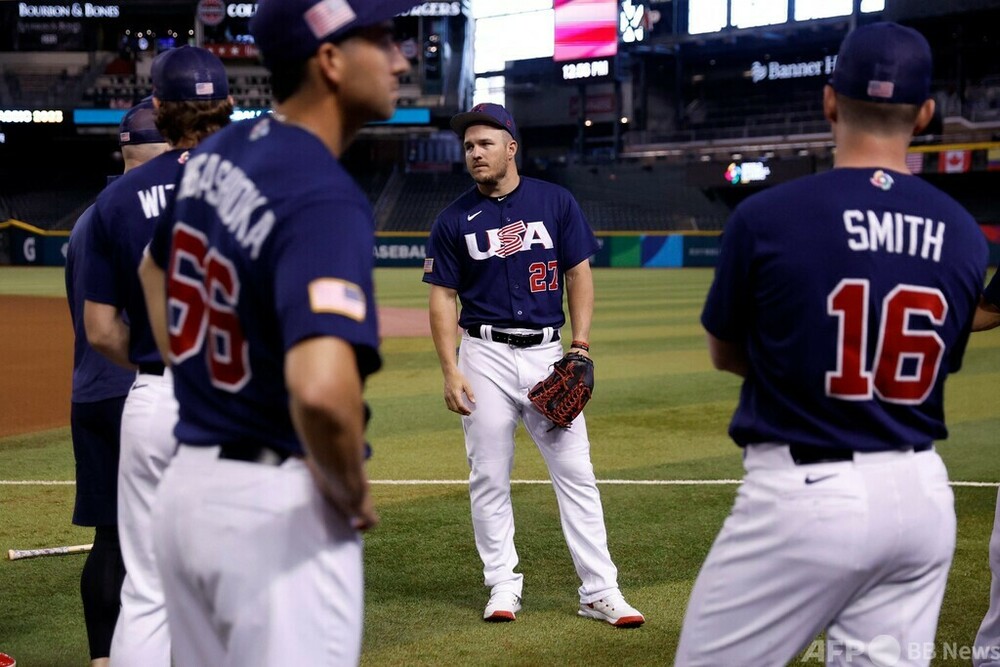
[[578, 592, 645, 628], [483, 591, 521, 622]]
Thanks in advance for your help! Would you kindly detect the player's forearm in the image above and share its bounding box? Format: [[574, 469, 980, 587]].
[[428, 286, 460, 374], [83, 300, 134, 369], [706, 331, 749, 377], [138, 252, 171, 364], [564, 261, 594, 345], [286, 337, 370, 514], [972, 296, 1000, 332], [290, 397, 369, 509]]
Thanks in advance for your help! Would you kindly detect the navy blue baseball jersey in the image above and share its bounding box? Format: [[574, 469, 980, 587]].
[[148, 117, 382, 456], [85, 149, 191, 366], [66, 202, 135, 402], [422, 177, 599, 328], [702, 167, 988, 452]]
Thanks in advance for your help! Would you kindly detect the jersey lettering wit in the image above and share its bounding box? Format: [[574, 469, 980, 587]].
[[422, 177, 599, 328], [149, 117, 381, 455], [702, 168, 988, 452], [84, 149, 189, 365]]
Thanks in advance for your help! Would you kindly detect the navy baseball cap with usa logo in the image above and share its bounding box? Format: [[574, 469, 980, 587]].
[[250, 0, 422, 68], [152, 46, 229, 102], [118, 97, 165, 146], [451, 103, 519, 140], [829, 22, 932, 105]]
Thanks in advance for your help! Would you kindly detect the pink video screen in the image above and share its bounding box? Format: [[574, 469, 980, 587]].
[[553, 0, 618, 62]]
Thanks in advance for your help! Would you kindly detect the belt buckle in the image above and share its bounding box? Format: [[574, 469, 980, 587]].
[[255, 448, 285, 466]]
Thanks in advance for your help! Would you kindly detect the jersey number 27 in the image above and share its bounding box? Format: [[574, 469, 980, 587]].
[[825, 279, 947, 405], [166, 224, 250, 392]]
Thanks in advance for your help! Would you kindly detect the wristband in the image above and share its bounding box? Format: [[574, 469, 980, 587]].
[[570, 340, 590, 352]]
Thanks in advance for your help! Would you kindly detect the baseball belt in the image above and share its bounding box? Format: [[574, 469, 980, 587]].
[[467, 325, 559, 347], [215, 443, 300, 466], [788, 442, 932, 465], [137, 361, 166, 376]]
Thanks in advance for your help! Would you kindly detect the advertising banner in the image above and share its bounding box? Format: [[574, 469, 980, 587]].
[[6, 222, 68, 266]]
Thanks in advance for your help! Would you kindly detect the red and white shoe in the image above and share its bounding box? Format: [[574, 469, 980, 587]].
[[483, 591, 521, 622], [579, 592, 645, 628]]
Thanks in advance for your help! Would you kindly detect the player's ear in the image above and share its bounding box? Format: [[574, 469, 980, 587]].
[[507, 136, 518, 160], [315, 42, 344, 88], [914, 98, 935, 135], [822, 84, 838, 124]]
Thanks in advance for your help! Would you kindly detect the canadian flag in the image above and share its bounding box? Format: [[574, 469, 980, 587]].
[[938, 150, 971, 173]]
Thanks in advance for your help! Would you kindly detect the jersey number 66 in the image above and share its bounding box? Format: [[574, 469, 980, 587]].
[[166, 224, 251, 393]]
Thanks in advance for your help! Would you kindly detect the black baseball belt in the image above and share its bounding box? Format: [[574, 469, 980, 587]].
[[137, 361, 166, 376], [788, 442, 933, 465], [217, 443, 300, 466], [467, 324, 559, 348]]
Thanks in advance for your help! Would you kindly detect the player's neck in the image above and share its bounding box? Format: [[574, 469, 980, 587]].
[[273, 97, 348, 158], [477, 173, 520, 199], [833, 132, 913, 173]]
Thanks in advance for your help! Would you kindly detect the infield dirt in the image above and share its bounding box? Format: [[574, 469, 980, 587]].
[[0, 297, 429, 437]]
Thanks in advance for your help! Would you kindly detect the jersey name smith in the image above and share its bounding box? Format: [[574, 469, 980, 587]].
[[843, 209, 945, 262], [465, 219, 553, 260]]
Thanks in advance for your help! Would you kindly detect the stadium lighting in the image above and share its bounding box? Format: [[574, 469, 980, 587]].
[[585, 119, 593, 127], [620, 117, 629, 124]]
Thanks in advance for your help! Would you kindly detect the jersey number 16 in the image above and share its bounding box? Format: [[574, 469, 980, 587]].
[[825, 279, 947, 405]]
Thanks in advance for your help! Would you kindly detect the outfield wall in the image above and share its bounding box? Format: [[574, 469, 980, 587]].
[[1, 220, 69, 266], [5, 225, 999, 269], [377, 232, 724, 269]]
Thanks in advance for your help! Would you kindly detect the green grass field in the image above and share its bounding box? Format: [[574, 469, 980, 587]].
[[1, 266, 998, 666]]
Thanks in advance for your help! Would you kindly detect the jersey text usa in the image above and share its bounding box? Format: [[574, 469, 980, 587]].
[[465, 220, 553, 260]]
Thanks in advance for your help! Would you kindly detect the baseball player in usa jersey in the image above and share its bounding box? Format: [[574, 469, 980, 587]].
[[138, 1, 417, 663], [972, 269, 1000, 666], [83, 46, 232, 666], [423, 103, 644, 627], [65, 98, 167, 667], [676, 23, 988, 666]]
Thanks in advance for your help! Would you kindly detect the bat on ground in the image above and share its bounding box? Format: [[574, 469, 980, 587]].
[[7, 543, 93, 561]]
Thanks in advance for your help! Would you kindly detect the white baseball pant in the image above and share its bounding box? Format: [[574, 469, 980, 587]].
[[675, 443, 955, 667], [152, 445, 364, 666], [457, 331, 620, 604], [974, 488, 1000, 666], [110, 370, 177, 667]]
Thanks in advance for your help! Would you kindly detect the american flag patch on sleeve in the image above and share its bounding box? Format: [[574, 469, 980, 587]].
[[308, 278, 366, 321], [423, 258, 434, 273]]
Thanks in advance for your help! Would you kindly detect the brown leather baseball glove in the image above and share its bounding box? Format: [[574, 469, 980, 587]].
[[527, 352, 594, 428]]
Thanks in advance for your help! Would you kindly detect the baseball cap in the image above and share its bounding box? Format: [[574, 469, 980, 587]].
[[151, 46, 229, 102], [250, 0, 422, 68], [829, 22, 932, 105], [118, 97, 164, 146], [450, 103, 519, 140]]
